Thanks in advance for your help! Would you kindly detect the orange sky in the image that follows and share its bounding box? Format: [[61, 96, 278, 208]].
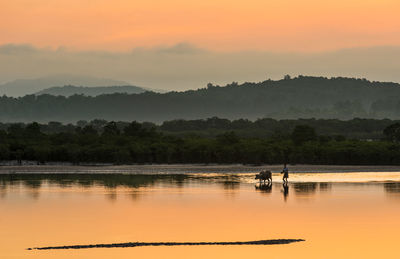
[[1, 0, 400, 51]]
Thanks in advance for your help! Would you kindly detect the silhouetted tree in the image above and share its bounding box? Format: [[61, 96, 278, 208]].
[[291, 125, 317, 145], [124, 121, 142, 137], [384, 123, 400, 142], [102, 121, 120, 136]]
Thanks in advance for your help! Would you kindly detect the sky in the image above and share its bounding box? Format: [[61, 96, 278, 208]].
[[2, 0, 400, 52], [1, 0, 400, 91]]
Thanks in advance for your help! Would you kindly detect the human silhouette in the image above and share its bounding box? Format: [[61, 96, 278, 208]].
[[281, 164, 289, 183]]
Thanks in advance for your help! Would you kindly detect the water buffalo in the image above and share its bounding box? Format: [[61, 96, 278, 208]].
[[255, 170, 272, 184]]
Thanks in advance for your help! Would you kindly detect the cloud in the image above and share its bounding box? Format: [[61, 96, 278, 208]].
[[155, 43, 205, 55], [0, 43, 400, 91]]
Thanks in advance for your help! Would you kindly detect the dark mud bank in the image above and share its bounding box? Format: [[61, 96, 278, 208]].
[[28, 239, 305, 250]]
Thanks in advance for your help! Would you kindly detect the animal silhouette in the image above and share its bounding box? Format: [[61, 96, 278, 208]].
[[255, 170, 272, 184]]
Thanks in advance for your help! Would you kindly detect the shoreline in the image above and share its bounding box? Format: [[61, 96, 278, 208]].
[[1, 164, 400, 174]]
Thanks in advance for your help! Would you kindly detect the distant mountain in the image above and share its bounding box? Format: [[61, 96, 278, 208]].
[[35, 85, 148, 96], [2, 76, 400, 122], [0, 75, 132, 97]]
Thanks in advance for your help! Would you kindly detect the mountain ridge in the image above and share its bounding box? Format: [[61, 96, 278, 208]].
[[1, 76, 400, 122], [0, 75, 133, 97], [35, 85, 149, 96]]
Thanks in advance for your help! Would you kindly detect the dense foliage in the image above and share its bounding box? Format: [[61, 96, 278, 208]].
[[159, 117, 394, 139], [383, 123, 400, 143], [2, 76, 400, 122], [1, 120, 400, 165], [0, 117, 396, 140]]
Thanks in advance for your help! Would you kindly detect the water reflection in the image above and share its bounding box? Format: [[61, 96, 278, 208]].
[[293, 182, 318, 195], [0, 174, 399, 202], [384, 182, 400, 193], [0, 174, 190, 190], [319, 182, 331, 192], [0, 185, 6, 199], [290, 182, 333, 199], [23, 179, 42, 189], [106, 190, 117, 202], [0, 174, 246, 189], [0, 174, 244, 201], [255, 182, 272, 194], [220, 175, 241, 190], [282, 182, 289, 202], [384, 182, 400, 199], [2, 171, 400, 259]]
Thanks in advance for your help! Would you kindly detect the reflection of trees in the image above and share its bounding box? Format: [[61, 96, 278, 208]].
[[0, 174, 247, 201], [384, 182, 400, 193], [128, 191, 141, 201], [106, 190, 117, 201], [186, 174, 241, 190], [221, 181, 240, 190], [23, 180, 42, 189], [0, 176, 43, 199], [0, 185, 6, 199], [293, 183, 317, 194], [0, 173, 243, 191], [27, 189, 40, 200], [319, 182, 332, 192], [0, 177, 20, 188], [220, 175, 241, 190], [0, 174, 192, 189]]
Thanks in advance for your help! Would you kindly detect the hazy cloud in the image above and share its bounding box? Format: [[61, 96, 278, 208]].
[[1, 43, 400, 91], [155, 43, 205, 55], [0, 44, 38, 55]]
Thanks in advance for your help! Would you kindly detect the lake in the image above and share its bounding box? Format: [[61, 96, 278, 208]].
[[1, 166, 400, 258]]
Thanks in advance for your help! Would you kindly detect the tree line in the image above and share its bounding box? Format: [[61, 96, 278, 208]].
[[1, 120, 400, 165], [0, 117, 396, 140]]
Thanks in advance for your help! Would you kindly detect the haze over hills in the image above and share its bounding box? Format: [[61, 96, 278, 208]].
[[0, 74, 133, 97], [2, 44, 400, 92], [35, 85, 148, 97], [2, 76, 400, 123]]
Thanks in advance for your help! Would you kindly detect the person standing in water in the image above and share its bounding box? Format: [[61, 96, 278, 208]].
[[281, 164, 289, 183]]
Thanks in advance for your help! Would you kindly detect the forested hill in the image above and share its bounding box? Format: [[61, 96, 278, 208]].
[[0, 75, 131, 97], [35, 85, 147, 97], [2, 76, 400, 122]]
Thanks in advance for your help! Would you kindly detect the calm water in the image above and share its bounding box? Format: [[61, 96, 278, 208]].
[[1, 170, 400, 258]]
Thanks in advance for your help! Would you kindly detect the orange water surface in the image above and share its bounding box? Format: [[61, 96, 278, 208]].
[[0, 172, 399, 258]]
